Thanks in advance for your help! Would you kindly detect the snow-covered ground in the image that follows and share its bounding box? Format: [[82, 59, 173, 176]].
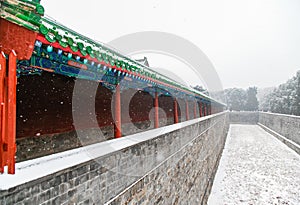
[[208, 124, 300, 205]]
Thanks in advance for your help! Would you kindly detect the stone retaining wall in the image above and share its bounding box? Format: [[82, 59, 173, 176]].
[[259, 112, 300, 153], [108, 113, 229, 205], [229, 111, 258, 124], [0, 112, 228, 205]]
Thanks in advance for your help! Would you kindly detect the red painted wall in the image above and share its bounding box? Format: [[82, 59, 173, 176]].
[[17, 72, 114, 138]]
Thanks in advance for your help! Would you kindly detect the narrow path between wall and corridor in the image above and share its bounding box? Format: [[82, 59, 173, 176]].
[[208, 124, 300, 205]]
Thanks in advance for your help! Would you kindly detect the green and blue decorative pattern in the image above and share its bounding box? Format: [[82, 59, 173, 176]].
[[2, 0, 224, 106]]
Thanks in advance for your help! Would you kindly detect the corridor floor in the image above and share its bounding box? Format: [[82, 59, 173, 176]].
[[208, 125, 300, 205]]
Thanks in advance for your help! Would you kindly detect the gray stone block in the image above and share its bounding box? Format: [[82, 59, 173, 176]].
[[0, 113, 229, 205]]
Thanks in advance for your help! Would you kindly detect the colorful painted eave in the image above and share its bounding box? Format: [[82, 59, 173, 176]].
[[0, 0, 225, 106]]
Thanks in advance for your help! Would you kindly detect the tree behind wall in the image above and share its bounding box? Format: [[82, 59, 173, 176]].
[[260, 70, 300, 116], [224, 87, 259, 111], [245, 87, 259, 111], [294, 71, 300, 115], [225, 88, 247, 111]]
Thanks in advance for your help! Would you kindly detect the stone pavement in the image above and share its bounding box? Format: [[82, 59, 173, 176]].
[[208, 124, 300, 205]]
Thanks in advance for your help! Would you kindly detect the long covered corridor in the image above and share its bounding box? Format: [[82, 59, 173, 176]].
[[208, 124, 300, 205]]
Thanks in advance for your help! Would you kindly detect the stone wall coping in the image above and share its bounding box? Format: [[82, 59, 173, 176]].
[[0, 112, 226, 190], [260, 111, 300, 119], [229, 111, 258, 113]]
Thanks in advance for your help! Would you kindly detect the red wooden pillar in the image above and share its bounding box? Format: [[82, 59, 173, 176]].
[[193, 101, 197, 119], [207, 104, 209, 115], [0, 19, 37, 174], [174, 99, 179, 123], [7, 51, 17, 174], [185, 100, 189, 121], [0, 51, 17, 174], [207, 104, 210, 115], [203, 103, 207, 116], [154, 92, 159, 128], [114, 85, 122, 138], [0, 52, 6, 173], [199, 101, 203, 117]]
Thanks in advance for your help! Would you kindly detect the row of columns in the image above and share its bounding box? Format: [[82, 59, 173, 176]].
[[0, 63, 222, 173], [113, 88, 215, 138], [0, 51, 17, 174]]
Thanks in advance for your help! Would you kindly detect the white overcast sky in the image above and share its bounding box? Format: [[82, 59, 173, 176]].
[[43, 0, 300, 89]]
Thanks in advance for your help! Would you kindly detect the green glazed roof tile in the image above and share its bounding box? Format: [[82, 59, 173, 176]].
[[86, 46, 93, 54], [80, 49, 87, 57], [1, 0, 44, 31], [0, 0, 224, 105], [70, 45, 79, 52], [77, 42, 84, 50], [67, 37, 74, 46], [39, 24, 48, 34], [55, 33, 62, 41], [45, 34, 56, 43], [89, 53, 95, 59], [59, 41, 68, 48], [35, 4, 44, 15]]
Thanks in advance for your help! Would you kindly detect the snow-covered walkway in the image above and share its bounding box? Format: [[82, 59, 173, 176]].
[[208, 124, 300, 205]]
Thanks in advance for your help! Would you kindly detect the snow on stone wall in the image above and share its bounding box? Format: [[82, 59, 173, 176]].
[[259, 112, 300, 154], [259, 112, 300, 146], [0, 112, 229, 205]]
